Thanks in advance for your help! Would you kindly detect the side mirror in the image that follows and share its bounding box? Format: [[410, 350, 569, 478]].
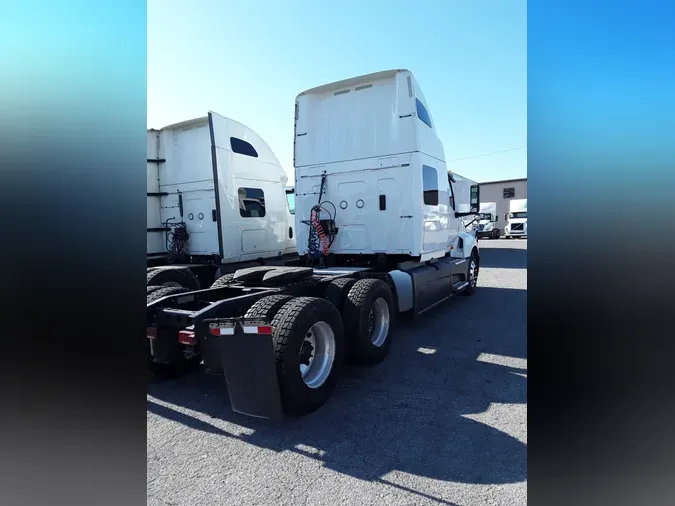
[[469, 184, 479, 214], [454, 184, 481, 218]]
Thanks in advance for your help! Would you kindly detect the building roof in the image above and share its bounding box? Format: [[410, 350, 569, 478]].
[[479, 177, 527, 186]]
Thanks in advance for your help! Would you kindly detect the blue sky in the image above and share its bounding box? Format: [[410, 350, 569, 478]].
[[148, 0, 526, 184]]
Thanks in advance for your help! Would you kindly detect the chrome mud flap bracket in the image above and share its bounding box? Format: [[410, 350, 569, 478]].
[[197, 317, 283, 420]]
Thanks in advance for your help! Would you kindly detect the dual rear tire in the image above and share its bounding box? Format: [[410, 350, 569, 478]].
[[339, 278, 395, 364], [147, 267, 199, 290], [246, 295, 344, 416], [243, 278, 395, 416]]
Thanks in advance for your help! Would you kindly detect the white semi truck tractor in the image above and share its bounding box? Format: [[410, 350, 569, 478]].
[[146, 114, 298, 290], [146, 70, 482, 419], [475, 202, 500, 239], [504, 198, 527, 239]]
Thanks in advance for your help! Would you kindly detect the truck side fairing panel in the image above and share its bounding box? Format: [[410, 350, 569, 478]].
[[451, 231, 479, 260]]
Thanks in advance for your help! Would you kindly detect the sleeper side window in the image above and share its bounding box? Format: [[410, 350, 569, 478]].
[[416, 99, 433, 129], [230, 137, 259, 158]]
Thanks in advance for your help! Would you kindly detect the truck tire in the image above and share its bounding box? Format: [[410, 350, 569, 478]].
[[147, 286, 202, 378], [270, 297, 345, 416], [343, 278, 395, 364], [460, 250, 479, 296], [244, 294, 294, 321], [323, 277, 357, 312], [493, 229, 500, 239], [211, 273, 235, 288], [146, 267, 199, 290], [147, 285, 163, 295], [147, 285, 189, 304]]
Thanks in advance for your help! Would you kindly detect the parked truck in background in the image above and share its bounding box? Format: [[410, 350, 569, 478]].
[[146, 69, 481, 419], [475, 202, 500, 239], [146, 114, 297, 289], [504, 198, 527, 238]]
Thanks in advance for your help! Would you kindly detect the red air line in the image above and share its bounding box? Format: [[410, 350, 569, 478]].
[[311, 208, 329, 256]]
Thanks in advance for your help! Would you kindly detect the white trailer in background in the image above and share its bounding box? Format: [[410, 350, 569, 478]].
[[147, 70, 482, 419], [475, 202, 500, 239], [146, 113, 297, 289], [504, 198, 527, 238]]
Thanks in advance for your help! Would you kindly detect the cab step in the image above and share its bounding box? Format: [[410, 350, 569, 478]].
[[452, 281, 469, 293]]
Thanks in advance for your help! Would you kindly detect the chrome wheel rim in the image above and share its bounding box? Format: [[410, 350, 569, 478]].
[[299, 321, 336, 389], [469, 259, 478, 287], [368, 297, 390, 347]]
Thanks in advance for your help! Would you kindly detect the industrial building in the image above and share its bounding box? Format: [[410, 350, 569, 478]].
[[478, 177, 527, 232]]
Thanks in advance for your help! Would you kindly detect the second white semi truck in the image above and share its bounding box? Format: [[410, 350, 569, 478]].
[[146, 69, 482, 419], [146, 114, 297, 290], [504, 198, 527, 238]]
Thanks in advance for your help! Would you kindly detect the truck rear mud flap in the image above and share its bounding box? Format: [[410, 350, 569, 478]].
[[197, 317, 283, 420]]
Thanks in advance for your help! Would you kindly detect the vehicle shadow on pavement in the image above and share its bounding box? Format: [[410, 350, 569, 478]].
[[147, 285, 527, 492], [476, 245, 527, 269]]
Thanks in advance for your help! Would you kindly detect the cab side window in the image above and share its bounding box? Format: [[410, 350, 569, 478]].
[[422, 165, 439, 205], [238, 187, 266, 217], [285, 191, 295, 215]]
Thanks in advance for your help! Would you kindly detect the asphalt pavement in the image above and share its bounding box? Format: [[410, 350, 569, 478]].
[[147, 238, 527, 506]]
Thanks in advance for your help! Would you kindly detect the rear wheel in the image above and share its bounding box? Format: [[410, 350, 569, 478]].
[[323, 277, 357, 312], [245, 294, 294, 321], [146, 267, 199, 290], [343, 278, 395, 364], [270, 297, 345, 416], [211, 273, 235, 288], [147, 285, 189, 304], [147, 286, 202, 378]]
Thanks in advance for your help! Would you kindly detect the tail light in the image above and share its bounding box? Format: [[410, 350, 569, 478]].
[[242, 325, 273, 335], [178, 330, 196, 346]]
